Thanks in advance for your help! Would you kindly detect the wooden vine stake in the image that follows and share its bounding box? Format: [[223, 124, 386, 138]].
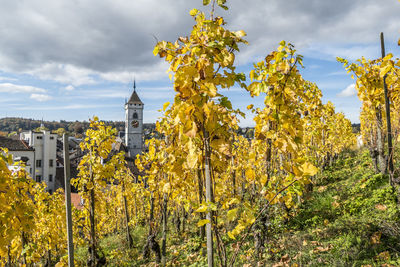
[[380, 32, 394, 185], [63, 134, 75, 267]]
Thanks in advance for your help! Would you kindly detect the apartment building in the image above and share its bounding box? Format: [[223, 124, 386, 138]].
[[20, 130, 57, 193]]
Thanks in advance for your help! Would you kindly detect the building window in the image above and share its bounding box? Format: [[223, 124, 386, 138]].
[[133, 112, 138, 119], [29, 168, 32, 174], [50, 136, 54, 140], [49, 174, 53, 182], [48, 189, 52, 194], [36, 136, 43, 139], [36, 175, 42, 182], [49, 159, 53, 167], [36, 160, 42, 167]]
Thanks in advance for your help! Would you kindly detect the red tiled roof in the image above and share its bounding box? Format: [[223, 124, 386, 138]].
[[70, 193, 83, 210], [61, 192, 83, 210]]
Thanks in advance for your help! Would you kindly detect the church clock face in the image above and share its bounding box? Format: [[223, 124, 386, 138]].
[[131, 120, 139, 128]]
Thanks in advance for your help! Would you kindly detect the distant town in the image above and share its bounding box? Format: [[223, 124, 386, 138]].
[[0, 117, 259, 140], [0, 115, 257, 194]]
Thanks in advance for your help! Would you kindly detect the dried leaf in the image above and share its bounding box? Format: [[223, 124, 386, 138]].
[[375, 204, 387, 211], [371, 232, 381, 245]]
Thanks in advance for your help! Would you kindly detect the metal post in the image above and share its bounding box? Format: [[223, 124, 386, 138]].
[[380, 32, 394, 185], [63, 134, 75, 266]]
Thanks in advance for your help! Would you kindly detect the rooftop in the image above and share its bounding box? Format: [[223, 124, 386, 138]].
[[127, 81, 143, 105], [0, 136, 34, 151]]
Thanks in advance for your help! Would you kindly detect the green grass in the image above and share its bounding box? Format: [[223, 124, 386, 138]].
[[264, 149, 400, 266]]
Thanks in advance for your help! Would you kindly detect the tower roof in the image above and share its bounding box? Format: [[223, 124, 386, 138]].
[[127, 80, 143, 105]]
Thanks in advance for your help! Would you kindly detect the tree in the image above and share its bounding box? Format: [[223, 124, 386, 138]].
[[153, 1, 247, 265], [71, 117, 125, 266], [54, 127, 67, 137]]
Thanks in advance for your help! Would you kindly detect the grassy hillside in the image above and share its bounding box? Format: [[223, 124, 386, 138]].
[[264, 149, 400, 266], [73, 149, 400, 266]]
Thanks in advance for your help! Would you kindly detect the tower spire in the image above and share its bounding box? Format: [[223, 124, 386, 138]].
[[127, 80, 143, 105]]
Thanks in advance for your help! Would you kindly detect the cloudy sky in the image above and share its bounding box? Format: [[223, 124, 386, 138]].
[[0, 0, 399, 126]]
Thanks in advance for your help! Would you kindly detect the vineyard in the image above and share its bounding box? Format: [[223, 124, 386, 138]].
[[1, 0, 400, 266]]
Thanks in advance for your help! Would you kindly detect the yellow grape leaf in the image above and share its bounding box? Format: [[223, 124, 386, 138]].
[[195, 205, 207, 213], [245, 168, 255, 180], [274, 138, 287, 151], [249, 70, 255, 81], [232, 222, 246, 236], [284, 193, 293, 208], [380, 65, 392, 78], [207, 83, 218, 97], [209, 203, 218, 211], [227, 231, 236, 240], [247, 104, 254, 110], [149, 145, 156, 158], [197, 219, 210, 227], [260, 174, 268, 186], [189, 8, 198, 16], [163, 102, 170, 111], [234, 30, 246, 38], [163, 183, 171, 193], [186, 122, 197, 138], [227, 208, 238, 221], [186, 152, 198, 169], [301, 162, 318, 176], [292, 166, 302, 177], [223, 52, 235, 67], [55, 260, 68, 267], [153, 46, 159, 56]]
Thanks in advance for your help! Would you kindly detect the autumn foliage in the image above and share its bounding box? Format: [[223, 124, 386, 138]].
[[0, 1, 365, 266]]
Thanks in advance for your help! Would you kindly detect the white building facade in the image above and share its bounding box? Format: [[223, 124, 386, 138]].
[[21, 130, 57, 193], [0, 136, 35, 176]]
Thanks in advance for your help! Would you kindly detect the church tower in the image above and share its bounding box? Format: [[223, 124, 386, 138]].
[[125, 81, 143, 158]]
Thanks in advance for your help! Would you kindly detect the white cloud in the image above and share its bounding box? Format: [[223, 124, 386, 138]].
[[0, 83, 46, 93], [327, 70, 348, 76], [30, 93, 52, 101], [337, 84, 356, 97], [0, 77, 17, 82], [99, 62, 170, 84], [305, 43, 379, 62], [0, 0, 397, 84], [63, 85, 75, 91], [15, 103, 120, 110], [27, 63, 97, 86]]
